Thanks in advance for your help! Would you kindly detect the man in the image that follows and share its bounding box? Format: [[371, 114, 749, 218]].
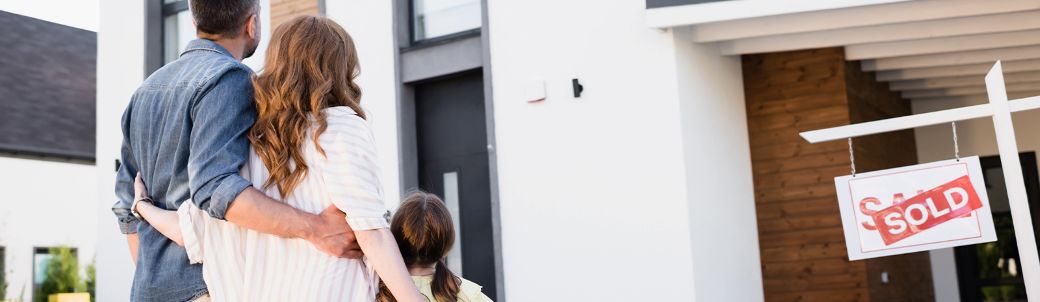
[[111, 1, 360, 301]]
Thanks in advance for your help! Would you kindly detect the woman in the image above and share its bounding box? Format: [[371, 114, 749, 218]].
[[131, 16, 425, 302]]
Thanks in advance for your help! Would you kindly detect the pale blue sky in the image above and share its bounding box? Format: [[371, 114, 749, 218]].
[[0, 0, 98, 31]]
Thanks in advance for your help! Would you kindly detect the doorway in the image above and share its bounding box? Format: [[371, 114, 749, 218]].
[[955, 152, 1040, 302], [412, 70, 498, 298]]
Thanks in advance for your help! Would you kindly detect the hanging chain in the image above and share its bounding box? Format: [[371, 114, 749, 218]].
[[848, 137, 857, 177], [952, 122, 960, 161]]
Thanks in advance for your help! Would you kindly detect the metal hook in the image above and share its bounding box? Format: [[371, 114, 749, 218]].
[[952, 122, 960, 162], [849, 138, 856, 177]]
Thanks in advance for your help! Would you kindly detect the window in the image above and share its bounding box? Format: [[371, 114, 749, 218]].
[[411, 0, 481, 41], [162, 1, 193, 64], [954, 153, 1040, 301], [32, 247, 77, 302]]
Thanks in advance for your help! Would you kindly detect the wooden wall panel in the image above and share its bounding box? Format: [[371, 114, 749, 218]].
[[270, 0, 320, 29], [743, 47, 934, 302]]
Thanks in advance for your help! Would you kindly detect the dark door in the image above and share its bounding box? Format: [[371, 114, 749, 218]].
[[955, 152, 1040, 302], [414, 71, 497, 298]]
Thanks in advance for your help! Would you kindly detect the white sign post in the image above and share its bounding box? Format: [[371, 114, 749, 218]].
[[800, 62, 1040, 298]]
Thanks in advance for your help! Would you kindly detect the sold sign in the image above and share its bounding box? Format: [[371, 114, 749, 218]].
[[835, 156, 997, 261], [870, 175, 983, 245]]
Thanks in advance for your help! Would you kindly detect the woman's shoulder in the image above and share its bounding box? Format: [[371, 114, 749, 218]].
[[317, 106, 371, 140], [322, 106, 366, 126]]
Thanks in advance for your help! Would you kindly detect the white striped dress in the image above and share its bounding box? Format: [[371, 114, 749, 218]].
[[176, 107, 389, 302]]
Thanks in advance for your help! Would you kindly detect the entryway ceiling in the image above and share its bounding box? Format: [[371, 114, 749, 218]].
[[670, 0, 1040, 103]]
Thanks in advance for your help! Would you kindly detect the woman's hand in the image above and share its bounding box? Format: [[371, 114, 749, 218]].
[[134, 172, 149, 202], [131, 173, 186, 246]]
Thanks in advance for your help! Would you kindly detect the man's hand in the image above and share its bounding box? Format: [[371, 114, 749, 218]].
[[305, 205, 363, 259], [224, 188, 363, 258]]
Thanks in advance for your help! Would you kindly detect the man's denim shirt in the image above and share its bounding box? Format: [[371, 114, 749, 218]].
[[112, 39, 256, 302]]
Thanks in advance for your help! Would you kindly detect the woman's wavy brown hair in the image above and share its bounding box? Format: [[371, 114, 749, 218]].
[[250, 16, 365, 197], [378, 191, 462, 302]]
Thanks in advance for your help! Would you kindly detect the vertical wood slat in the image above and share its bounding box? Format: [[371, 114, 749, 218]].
[[743, 47, 934, 302]]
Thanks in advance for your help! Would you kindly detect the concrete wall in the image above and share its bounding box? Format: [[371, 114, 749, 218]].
[[0, 157, 95, 301], [914, 94, 1040, 302]]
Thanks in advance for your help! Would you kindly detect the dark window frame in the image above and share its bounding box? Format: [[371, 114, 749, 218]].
[[145, 0, 190, 75], [1, 246, 5, 289], [646, 0, 733, 9], [407, 0, 481, 45]]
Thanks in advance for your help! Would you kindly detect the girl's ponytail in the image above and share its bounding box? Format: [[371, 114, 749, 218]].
[[376, 280, 394, 302], [378, 191, 463, 302], [431, 260, 462, 302]]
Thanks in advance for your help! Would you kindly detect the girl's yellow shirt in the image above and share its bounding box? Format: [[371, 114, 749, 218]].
[[411, 275, 494, 302]]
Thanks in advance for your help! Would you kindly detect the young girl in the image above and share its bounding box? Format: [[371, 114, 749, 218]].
[[378, 192, 494, 302]]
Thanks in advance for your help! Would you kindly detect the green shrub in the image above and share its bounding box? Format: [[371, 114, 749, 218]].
[[84, 260, 95, 302], [1, 267, 7, 300]]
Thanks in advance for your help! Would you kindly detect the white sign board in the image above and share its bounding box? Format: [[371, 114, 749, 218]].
[[835, 156, 997, 260]]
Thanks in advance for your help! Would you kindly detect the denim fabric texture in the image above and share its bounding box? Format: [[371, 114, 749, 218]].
[[112, 39, 257, 302]]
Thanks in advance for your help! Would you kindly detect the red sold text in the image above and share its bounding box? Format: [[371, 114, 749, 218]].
[[857, 175, 983, 245]]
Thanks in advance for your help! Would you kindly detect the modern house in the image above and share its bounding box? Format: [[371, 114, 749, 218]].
[[94, 0, 1040, 301], [0, 10, 97, 302]]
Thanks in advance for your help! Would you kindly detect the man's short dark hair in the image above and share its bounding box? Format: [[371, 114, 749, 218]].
[[190, 0, 258, 37]]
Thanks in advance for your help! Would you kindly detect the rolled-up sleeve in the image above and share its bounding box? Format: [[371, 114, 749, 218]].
[[321, 116, 389, 230], [187, 68, 256, 220], [112, 105, 140, 234]]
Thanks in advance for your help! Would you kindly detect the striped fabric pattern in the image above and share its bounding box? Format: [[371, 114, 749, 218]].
[[176, 106, 388, 302]]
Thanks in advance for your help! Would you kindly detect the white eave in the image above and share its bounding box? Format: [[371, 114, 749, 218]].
[[649, 0, 1040, 102]]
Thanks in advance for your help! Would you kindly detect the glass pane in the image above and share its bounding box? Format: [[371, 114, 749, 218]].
[[33, 253, 52, 285], [412, 0, 481, 41], [443, 171, 463, 275], [163, 10, 195, 63], [966, 165, 1029, 301]]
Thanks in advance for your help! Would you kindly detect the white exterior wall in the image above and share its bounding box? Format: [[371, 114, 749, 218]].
[[486, 0, 693, 299], [914, 96, 1040, 302], [486, 0, 758, 300], [672, 27, 764, 302], [0, 157, 96, 301], [95, 1, 146, 300]]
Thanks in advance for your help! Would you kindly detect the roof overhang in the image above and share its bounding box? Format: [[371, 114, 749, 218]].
[[648, 0, 1040, 102]]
